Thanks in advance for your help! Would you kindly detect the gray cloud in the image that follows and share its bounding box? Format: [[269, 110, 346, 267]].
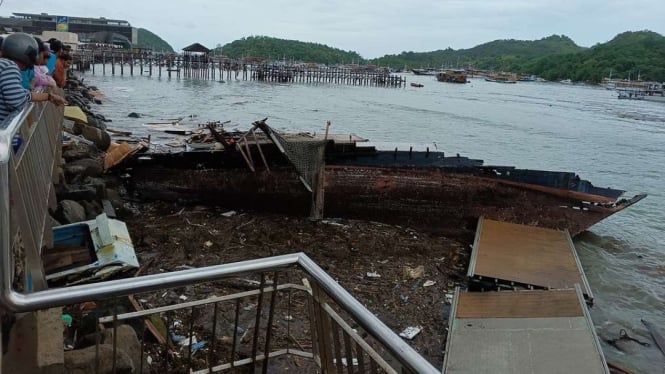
[[5, 0, 664, 57]]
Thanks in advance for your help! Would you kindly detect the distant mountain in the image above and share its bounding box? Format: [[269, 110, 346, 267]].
[[526, 30, 665, 82], [136, 28, 174, 52], [370, 35, 584, 72], [216, 36, 363, 65]]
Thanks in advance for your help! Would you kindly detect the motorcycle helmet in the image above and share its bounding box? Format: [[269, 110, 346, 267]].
[[2, 33, 38, 68]]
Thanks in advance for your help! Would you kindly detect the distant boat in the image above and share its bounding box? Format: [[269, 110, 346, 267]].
[[518, 75, 536, 82], [410, 82, 424, 88], [436, 70, 468, 84], [412, 68, 439, 76], [559, 79, 573, 84], [616, 81, 665, 103], [485, 72, 518, 84]]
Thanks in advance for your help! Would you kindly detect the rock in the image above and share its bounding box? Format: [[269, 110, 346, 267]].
[[64, 159, 103, 179], [50, 215, 61, 228], [80, 125, 110, 150], [102, 325, 144, 371], [94, 98, 102, 105], [56, 184, 98, 202], [57, 200, 86, 224], [83, 176, 108, 199], [78, 200, 103, 219], [64, 344, 133, 374], [127, 112, 141, 118], [62, 142, 99, 162]]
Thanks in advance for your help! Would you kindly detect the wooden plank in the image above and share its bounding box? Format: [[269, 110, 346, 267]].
[[471, 218, 591, 296], [456, 289, 583, 319]]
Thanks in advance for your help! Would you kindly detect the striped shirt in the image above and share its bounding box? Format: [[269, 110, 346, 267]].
[[0, 58, 31, 127]]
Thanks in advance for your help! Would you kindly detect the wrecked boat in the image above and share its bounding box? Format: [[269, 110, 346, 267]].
[[123, 119, 646, 237]]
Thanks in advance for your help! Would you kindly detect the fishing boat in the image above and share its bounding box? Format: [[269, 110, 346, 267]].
[[436, 70, 468, 84], [616, 81, 665, 103], [410, 82, 424, 88], [123, 120, 646, 238]]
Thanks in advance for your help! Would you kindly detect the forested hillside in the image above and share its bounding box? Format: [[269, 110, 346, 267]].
[[136, 28, 174, 52], [370, 35, 584, 72], [211, 31, 665, 83], [216, 36, 363, 65], [525, 31, 665, 82]]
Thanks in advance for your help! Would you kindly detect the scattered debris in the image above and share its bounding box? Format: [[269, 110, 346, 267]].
[[399, 326, 422, 340], [221, 210, 237, 217], [404, 265, 425, 279], [423, 280, 437, 287]]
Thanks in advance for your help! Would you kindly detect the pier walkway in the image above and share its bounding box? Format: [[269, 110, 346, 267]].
[[444, 217, 609, 373], [467, 217, 594, 301]]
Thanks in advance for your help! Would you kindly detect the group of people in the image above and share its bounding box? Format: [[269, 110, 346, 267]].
[[0, 32, 68, 125]]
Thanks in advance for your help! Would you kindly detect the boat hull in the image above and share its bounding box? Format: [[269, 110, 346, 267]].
[[129, 165, 644, 238]]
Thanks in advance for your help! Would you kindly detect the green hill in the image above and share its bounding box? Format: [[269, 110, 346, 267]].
[[370, 35, 584, 71], [526, 31, 665, 82], [216, 36, 363, 65], [136, 28, 174, 52]]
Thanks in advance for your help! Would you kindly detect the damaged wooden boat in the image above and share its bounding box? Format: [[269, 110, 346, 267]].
[[125, 120, 646, 237]]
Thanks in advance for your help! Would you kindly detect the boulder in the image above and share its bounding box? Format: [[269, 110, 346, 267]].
[[62, 142, 99, 162], [78, 200, 103, 219], [57, 200, 86, 224], [64, 158, 104, 179], [80, 125, 111, 150], [64, 344, 133, 374], [102, 325, 144, 370], [127, 112, 141, 118]]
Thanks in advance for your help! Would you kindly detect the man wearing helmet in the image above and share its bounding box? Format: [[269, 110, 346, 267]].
[[0, 32, 66, 125]]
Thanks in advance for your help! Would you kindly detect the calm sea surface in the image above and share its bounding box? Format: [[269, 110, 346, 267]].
[[83, 70, 665, 372]]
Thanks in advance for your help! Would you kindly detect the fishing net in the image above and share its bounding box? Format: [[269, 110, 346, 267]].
[[270, 131, 327, 219]]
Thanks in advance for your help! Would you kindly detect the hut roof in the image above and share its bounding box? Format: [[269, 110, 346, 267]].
[[182, 43, 210, 53]]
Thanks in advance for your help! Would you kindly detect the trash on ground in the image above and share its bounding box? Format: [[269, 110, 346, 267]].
[[399, 326, 422, 340], [423, 280, 437, 287], [366, 271, 381, 278], [404, 265, 425, 279]]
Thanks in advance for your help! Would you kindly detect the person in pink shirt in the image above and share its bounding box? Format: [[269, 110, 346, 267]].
[[33, 38, 56, 90]]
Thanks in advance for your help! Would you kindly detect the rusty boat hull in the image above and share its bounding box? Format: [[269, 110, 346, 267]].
[[129, 160, 645, 238]]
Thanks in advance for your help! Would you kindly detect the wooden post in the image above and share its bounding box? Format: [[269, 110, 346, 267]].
[[102, 52, 105, 75], [111, 52, 115, 75]]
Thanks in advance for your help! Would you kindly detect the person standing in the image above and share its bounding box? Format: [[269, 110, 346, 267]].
[[0, 33, 66, 125]]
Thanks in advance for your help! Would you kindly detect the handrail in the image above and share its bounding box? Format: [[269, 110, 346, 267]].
[[0, 252, 439, 373]]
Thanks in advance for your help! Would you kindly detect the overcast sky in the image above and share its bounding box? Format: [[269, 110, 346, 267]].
[[6, 0, 665, 58]]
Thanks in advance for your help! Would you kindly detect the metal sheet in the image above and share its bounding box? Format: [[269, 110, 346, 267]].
[[469, 217, 593, 300], [444, 289, 609, 374]]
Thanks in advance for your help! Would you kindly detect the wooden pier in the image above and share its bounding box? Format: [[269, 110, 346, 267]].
[[73, 50, 406, 87]]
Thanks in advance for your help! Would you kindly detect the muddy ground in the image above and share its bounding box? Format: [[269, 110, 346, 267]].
[[111, 199, 471, 372]]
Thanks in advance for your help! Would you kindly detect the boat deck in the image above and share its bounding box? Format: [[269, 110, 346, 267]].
[[443, 288, 609, 373], [467, 217, 593, 302]]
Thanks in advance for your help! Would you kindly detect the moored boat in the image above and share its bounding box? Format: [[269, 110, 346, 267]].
[[485, 73, 518, 84], [436, 69, 468, 83], [410, 82, 424, 88]]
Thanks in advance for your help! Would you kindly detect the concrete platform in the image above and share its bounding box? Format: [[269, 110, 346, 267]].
[[443, 288, 609, 374], [467, 217, 593, 301]]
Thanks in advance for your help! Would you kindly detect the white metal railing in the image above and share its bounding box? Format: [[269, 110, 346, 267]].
[[0, 96, 63, 293]]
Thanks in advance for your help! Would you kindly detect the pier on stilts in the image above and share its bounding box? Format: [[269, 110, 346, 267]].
[[73, 50, 405, 88]]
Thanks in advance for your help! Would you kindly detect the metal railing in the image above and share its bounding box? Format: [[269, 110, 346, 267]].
[[95, 268, 411, 373], [0, 96, 63, 294]]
